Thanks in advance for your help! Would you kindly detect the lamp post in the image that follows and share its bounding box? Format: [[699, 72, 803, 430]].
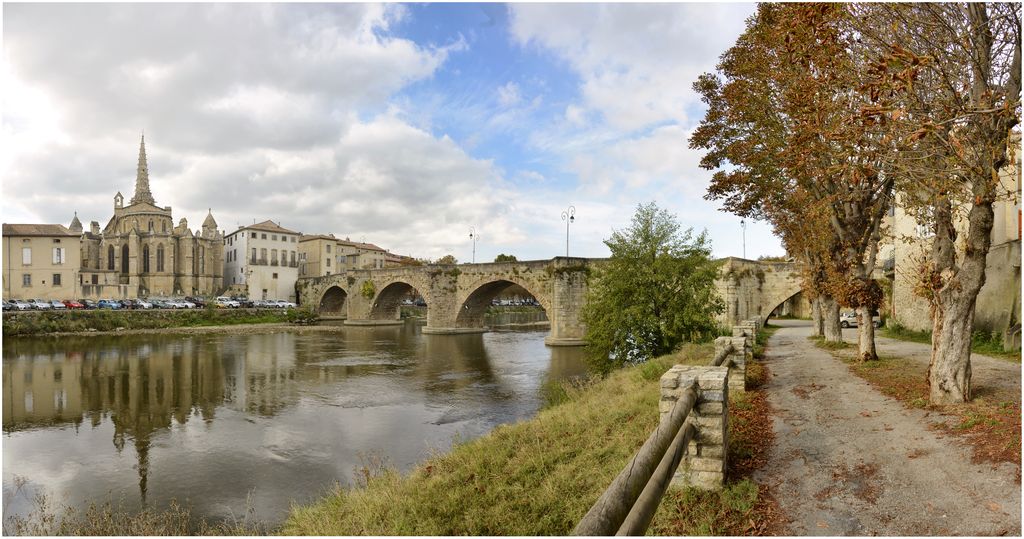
[[740, 218, 747, 259], [561, 205, 576, 257], [469, 226, 479, 263]]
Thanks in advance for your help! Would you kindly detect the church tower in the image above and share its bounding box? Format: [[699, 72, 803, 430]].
[[130, 134, 156, 206]]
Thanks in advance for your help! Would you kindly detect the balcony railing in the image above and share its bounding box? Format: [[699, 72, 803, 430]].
[[250, 258, 269, 266]]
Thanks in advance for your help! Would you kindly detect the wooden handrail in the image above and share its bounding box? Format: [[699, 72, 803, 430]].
[[711, 342, 735, 367], [615, 422, 697, 536], [573, 385, 698, 535]]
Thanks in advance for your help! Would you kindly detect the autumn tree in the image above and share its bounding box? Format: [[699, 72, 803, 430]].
[[851, 3, 1021, 403], [580, 202, 723, 375], [692, 4, 902, 359], [434, 255, 458, 265], [494, 254, 518, 263]]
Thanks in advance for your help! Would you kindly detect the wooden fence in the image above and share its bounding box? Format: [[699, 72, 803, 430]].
[[573, 318, 761, 536]]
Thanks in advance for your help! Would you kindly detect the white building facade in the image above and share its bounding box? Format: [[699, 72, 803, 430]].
[[223, 220, 301, 301]]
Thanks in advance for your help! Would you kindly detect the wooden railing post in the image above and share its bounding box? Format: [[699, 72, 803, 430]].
[[659, 365, 729, 490]]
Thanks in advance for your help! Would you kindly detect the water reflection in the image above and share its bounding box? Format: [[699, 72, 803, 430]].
[[2, 323, 586, 525]]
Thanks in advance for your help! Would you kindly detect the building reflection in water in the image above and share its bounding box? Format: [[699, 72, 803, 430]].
[[3, 324, 586, 519]]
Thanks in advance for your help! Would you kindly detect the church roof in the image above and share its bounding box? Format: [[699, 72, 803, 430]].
[[238, 220, 299, 235], [69, 213, 82, 231], [202, 209, 218, 228], [3, 223, 79, 237]]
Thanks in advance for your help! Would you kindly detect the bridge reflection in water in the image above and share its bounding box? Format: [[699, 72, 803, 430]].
[[2, 322, 586, 526]]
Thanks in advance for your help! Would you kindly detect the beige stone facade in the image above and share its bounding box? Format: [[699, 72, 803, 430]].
[[890, 137, 1021, 348], [2, 224, 82, 301], [298, 234, 392, 277], [224, 220, 301, 301], [75, 136, 224, 298]]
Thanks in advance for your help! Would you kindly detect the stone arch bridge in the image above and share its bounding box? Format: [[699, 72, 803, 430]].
[[296, 256, 803, 346]]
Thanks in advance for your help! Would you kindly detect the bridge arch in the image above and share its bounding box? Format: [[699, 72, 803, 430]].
[[368, 277, 430, 321], [763, 285, 805, 322], [318, 286, 348, 315], [454, 277, 551, 330]]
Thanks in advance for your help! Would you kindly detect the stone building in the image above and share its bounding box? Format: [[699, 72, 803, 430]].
[[223, 220, 301, 301], [297, 234, 391, 277], [2, 223, 82, 301], [76, 136, 224, 298]]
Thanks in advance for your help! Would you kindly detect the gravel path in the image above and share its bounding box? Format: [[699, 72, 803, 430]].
[[755, 320, 1021, 536], [839, 326, 1021, 399]]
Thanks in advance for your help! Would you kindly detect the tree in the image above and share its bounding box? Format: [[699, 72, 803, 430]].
[[850, 3, 1021, 403], [692, 4, 902, 359], [580, 202, 724, 375], [494, 254, 518, 263], [434, 255, 457, 265]]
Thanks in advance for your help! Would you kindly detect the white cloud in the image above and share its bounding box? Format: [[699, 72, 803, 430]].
[[496, 82, 521, 107]]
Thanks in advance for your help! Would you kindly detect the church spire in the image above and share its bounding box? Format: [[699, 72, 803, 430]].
[[130, 133, 156, 206]]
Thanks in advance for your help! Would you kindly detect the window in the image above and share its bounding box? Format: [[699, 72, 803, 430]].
[[53, 273, 61, 286], [142, 245, 150, 272], [251, 232, 256, 238], [148, 220, 154, 232], [272, 273, 278, 279], [271, 249, 278, 263], [290, 251, 296, 264], [326, 244, 331, 253], [52, 247, 66, 265], [251, 248, 257, 262], [22, 274, 31, 287], [162, 221, 167, 233], [108, 245, 115, 270], [157, 244, 165, 272], [261, 234, 267, 239], [260, 248, 267, 261], [291, 236, 296, 243], [326, 257, 331, 267], [200, 246, 205, 273], [92, 274, 98, 285], [22, 247, 31, 265], [282, 236, 287, 242], [53, 239, 61, 244], [271, 234, 277, 241]]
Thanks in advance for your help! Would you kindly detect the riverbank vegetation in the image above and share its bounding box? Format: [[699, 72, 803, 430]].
[[882, 322, 1020, 362], [284, 328, 779, 535], [580, 202, 723, 375], [1, 308, 301, 337]]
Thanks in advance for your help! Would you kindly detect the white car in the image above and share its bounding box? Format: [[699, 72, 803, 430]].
[[11, 300, 34, 311], [840, 311, 881, 328], [49, 300, 67, 310], [136, 299, 154, 309], [30, 299, 52, 310], [215, 296, 240, 308]]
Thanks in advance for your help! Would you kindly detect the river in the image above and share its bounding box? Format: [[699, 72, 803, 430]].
[[1, 316, 587, 527]]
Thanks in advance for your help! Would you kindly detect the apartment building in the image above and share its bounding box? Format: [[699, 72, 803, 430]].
[[224, 220, 301, 301], [2, 224, 82, 300], [298, 235, 392, 277]]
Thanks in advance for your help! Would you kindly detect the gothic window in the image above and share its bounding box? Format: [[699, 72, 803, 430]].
[[142, 245, 150, 273], [108, 245, 115, 270], [162, 221, 167, 233], [148, 220, 154, 232], [199, 246, 205, 273], [192, 247, 197, 274], [121, 245, 129, 274], [157, 244, 165, 272]]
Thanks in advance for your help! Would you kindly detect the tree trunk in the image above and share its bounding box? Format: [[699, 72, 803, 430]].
[[811, 297, 824, 336], [857, 308, 878, 361], [821, 295, 842, 342], [927, 196, 993, 404]]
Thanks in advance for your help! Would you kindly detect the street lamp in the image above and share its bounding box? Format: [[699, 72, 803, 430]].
[[469, 226, 479, 263], [561, 205, 576, 257], [740, 219, 747, 259]]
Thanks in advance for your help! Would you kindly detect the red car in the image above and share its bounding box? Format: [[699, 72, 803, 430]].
[[62, 300, 85, 309]]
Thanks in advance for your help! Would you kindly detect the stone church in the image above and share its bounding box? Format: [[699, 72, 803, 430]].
[[74, 136, 224, 298]]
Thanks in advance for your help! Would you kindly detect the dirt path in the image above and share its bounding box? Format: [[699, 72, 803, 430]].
[[755, 320, 1021, 536], [838, 326, 1021, 399]]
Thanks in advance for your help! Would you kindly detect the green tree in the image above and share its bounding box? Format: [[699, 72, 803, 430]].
[[435, 255, 457, 265], [494, 254, 518, 263], [581, 202, 724, 375]]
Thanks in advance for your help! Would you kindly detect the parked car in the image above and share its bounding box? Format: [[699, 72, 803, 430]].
[[839, 310, 880, 329], [1, 300, 11, 311], [30, 299, 52, 310], [278, 301, 297, 308], [11, 300, 34, 311], [118, 299, 137, 310], [49, 300, 67, 310], [78, 299, 98, 309], [149, 298, 170, 309], [214, 296, 239, 308], [178, 298, 197, 309], [135, 299, 153, 309], [414, 298, 426, 307], [97, 299, 121, 309], [63, 300, 85, 309], [185, 296, 207, 308]]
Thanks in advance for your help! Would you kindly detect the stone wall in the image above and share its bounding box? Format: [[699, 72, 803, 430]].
[[714, 258, 803, 327]]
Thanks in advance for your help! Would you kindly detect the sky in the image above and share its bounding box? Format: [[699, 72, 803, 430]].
[[2, 3, 785, 263]]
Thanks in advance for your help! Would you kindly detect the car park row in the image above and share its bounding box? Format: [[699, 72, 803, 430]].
[[2, 296, 297, 312]]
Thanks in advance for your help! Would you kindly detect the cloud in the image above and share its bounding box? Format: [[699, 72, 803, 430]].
[[509, 3, 753, 132], [496, 82, 522, 107]]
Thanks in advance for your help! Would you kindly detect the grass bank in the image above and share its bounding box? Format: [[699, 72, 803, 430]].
[[1, 308, 305, 337], [882, 322, 1020, 362], [284, 329, 780, 536]]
